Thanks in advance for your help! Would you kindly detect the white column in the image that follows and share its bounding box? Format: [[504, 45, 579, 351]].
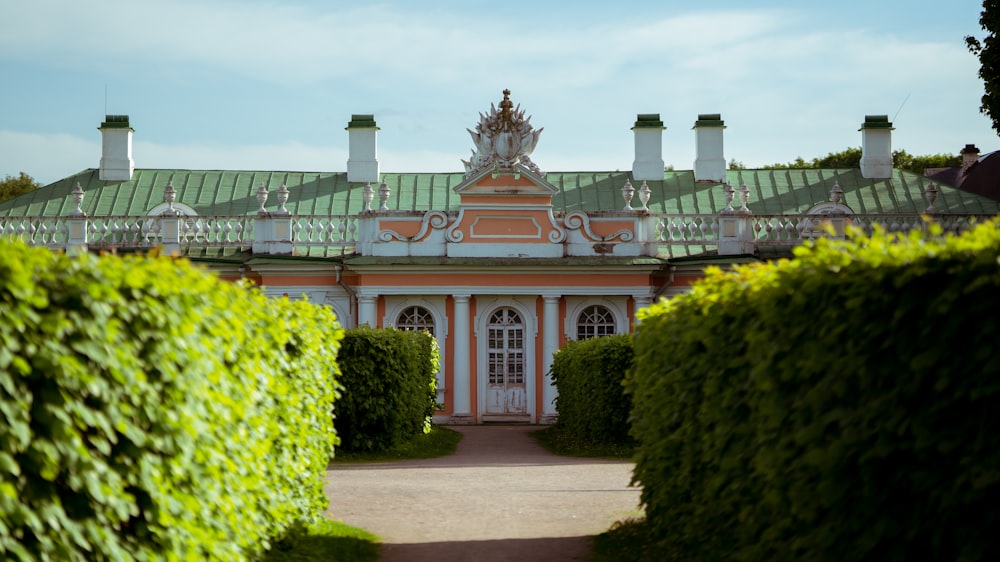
[[450, 294, 473, 423], [541, 294, 561, 424], [358, 294, 378, 327], [633, 294, 652, 321]]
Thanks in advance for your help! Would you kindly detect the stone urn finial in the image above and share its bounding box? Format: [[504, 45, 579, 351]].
[[256, 182, 269, 213]]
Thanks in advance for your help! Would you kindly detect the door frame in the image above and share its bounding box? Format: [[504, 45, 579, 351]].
[[475, 297, 536, 422]]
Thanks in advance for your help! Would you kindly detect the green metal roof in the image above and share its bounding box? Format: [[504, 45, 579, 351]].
[[2, 167, 998, 218]]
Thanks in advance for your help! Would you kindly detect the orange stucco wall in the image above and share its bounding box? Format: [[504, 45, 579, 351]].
[[674, 273, 704, 287], [258, 274, 340, 286], [451, 207, 559, 243], [459, 194, 554, 205], [356, 271, 651, 288], [587, 220, 636, 239], [470, 175, 540, 189], [378, 219, 424, 239]]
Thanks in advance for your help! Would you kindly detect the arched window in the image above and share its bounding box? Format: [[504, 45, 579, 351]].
[[396, 305, 436, 336], [576, 305, 616, 340]]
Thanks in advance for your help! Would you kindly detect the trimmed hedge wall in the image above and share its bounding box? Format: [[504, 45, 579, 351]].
[[0, 240, 343, 561], [335, 326, 439, 453], [626, 221, 1000, 561], [550, 334, 634, 445]]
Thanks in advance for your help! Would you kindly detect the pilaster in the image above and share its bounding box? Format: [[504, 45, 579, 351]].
[[450, 294, 474, 423], [540, 294, 561, 424]]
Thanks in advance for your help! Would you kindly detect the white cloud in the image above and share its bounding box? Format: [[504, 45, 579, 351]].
[[2, 1, 996, 184], [134, 140, 349, 174], [0, 130, 95, 185]]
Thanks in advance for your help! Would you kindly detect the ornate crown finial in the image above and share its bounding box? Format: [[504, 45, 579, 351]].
[[462, 89, 544, 177], [500, 89, 514, 128]]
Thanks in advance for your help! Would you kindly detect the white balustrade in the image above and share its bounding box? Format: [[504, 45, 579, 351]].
[[654, 215, 719, 244], [290, 215, 358, 249], [0, 217, 68, 248], [3, 211, 991, 255]]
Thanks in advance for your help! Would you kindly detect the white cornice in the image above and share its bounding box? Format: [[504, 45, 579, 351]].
[[245, 262, 342, 276], [345, 262, 665, 275], [355, 285, 656, 297]]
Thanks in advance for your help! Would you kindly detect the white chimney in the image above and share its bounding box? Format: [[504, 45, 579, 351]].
[[346, 114, 380, 183], [631, 114, 665, 181], [693, 113, 726, 182], [960, 143, 980, 175], [859, 115, 893, 179], [99, 115, 134, 181]]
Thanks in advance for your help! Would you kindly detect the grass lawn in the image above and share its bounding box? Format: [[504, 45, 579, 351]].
[[264, 426, 462, 561], [591, 517, 651, 562], [330, 425, 462, 464], [264, 518, 380, 562], [530, 425, 635, 460]]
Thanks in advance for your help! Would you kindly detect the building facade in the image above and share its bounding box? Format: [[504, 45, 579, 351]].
[[3, 91, 998, 423]]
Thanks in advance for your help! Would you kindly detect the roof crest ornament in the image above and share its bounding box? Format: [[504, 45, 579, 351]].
[[462, 89, 544, 178]]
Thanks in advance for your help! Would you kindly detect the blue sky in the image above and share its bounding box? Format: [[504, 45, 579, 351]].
[[1, 0, 994, 185]]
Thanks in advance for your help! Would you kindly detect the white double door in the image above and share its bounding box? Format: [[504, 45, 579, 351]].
[[484, 307, 527, 416]]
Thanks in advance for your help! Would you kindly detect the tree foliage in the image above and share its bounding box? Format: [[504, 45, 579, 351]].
[[334, 327, 439, 453], [550, 334, 634, 446], [0, 173, 41, 203], [0, 240, 343, 560], [759, 147, 960, 174], [967, 0, 1000, 136], [627, 220, 1000, 561]]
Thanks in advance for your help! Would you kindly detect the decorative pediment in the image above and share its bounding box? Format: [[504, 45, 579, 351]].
[[453, 164, 558, 196], [462, 89, 544, 177]]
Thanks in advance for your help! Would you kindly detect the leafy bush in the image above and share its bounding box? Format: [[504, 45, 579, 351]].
[[0, 240, 343, 561], [335, 327, 438, 453], [550, 334, 634, 445], [626, 220, 1000, 561]]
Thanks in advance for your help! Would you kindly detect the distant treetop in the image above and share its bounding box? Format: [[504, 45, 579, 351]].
[[0, 172, 42, 204], [728, 148, 960, 174]]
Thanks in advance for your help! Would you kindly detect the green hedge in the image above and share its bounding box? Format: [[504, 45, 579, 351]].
[[626, 221, 1000, 561], [550, 335, 634, 445], [335, 327, 438, 453], [0, 240, 343, 561]]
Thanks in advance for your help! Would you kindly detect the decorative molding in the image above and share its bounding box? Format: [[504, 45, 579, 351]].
[[563, 211, 634, 242], [378, 211, 450, 242], [563, 296, 629, 341], [445, 209, 467, 242], [469, 215, 542, 239], [806, 202, 855, 215], [147, 202, 198, 217]]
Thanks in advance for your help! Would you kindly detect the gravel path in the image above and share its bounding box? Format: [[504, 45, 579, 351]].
[[324, 425, 642, 562]]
